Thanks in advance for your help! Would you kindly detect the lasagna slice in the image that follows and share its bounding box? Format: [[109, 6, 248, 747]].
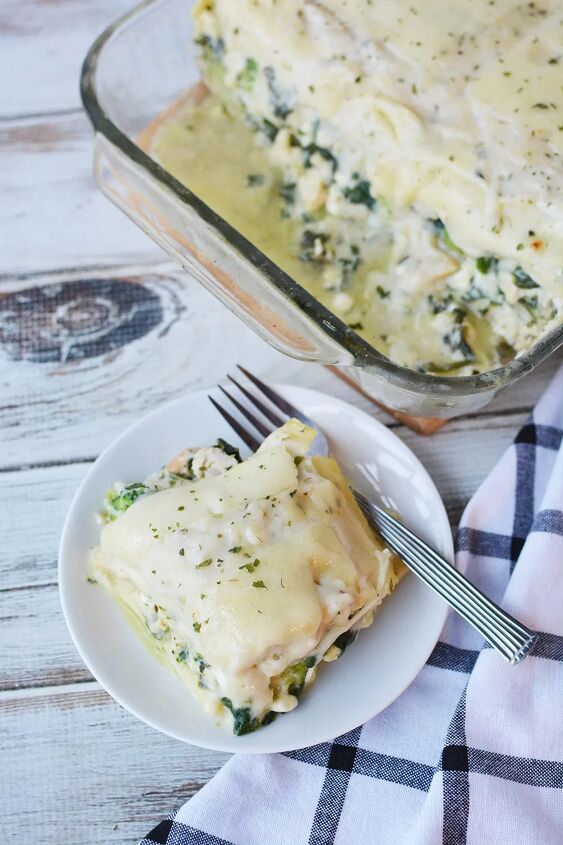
[[90, 419, 405, 734]]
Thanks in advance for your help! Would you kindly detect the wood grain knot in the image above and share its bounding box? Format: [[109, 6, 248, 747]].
[[0, 278, 163, 363]]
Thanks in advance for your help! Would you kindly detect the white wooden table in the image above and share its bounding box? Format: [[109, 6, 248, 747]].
[[0, 2, 561, 842]]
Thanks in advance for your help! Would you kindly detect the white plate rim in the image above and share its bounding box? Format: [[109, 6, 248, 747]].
[[59, 384, 454, 754]]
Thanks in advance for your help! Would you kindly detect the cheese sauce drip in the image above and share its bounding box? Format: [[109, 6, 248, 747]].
[[154, 0, 562, 374]]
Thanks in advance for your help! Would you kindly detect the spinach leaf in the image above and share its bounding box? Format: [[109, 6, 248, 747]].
[[343, 180, 377, 210], [215, 439, 242, 463], [260, 118, 279, 143], [302, 142, 338, 172], [246, 173, 265, 187], [432, 218, 463, 254], [333, 630, 358, 653], [476, 256, 499, 274], [221, 697, 262, 735], [237, 57, 258, 91], [299, 230, 331, 263], [279, 182, 296, 205], [263, 66, 293, 119], [513, 267, 539, 289], [195, 34, 225, 62], [106, 482, 148, 515], [278, 658, 315, 697], [519, 295, 539, 322], [443, 323, 475, 361]]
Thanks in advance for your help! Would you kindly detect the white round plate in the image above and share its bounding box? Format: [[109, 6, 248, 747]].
[[59, 385, 453, 754]]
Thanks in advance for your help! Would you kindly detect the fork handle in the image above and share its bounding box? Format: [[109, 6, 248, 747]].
[[366, 505, 538, 664]]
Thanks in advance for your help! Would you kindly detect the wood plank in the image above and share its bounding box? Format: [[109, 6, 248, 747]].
[[0, 584, 91, 691], [0, 265, 390, 469], [2, 262, 561, 470], [0, 112, 157, 273], [0, 682, 229, 844], [400, 412, 524, 524], [0, 462, 89, 590], [0, 0, 133, 118]]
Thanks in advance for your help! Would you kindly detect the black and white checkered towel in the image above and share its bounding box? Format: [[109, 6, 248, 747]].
[[141, 366, 563, 845]]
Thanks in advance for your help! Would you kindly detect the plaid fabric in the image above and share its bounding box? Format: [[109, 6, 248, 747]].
[[140, 367, 563, 845]]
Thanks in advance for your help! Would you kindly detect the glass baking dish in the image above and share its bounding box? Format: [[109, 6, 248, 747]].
[[80, 0, 563, 423]]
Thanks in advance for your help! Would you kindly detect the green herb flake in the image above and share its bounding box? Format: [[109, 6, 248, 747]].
[[178, 505, 185, 512], [239, 559, 261, 573], [252, 580, 267, 589], [229, 545, 242, 554], [196, 559, 212, 569], [193, 622, 201, 633], [179, 548, 185, 556]]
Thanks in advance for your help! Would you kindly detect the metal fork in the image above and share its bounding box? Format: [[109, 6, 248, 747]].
[[209, 367, 538, 665]]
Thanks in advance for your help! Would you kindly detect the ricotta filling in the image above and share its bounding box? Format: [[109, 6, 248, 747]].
[[153, 0, 562, 375]]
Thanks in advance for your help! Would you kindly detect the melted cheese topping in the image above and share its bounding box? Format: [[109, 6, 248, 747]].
[[154, 0, 562, 374], [90, 420, 404, 733], [195, 0, 563, 276]]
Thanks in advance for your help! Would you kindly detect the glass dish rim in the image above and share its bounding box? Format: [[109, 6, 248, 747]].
[[79, 0, 563, 398]]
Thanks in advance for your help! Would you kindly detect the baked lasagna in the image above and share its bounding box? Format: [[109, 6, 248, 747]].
[[89, 420, 405, 734], [153, 0, 562, 375]]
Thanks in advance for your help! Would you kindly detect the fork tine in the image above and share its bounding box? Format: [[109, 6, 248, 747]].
[[237, 365, 300, 418], [208, 396, 261, 452], [227, 375, 287, 428], [218, 386, 274, 439]]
